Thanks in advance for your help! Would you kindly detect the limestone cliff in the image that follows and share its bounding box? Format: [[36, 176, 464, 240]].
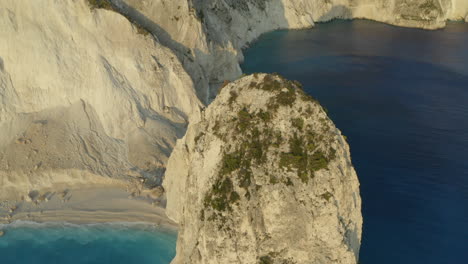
[[0, 0, 202, 200], [164, 74, 362, 264]]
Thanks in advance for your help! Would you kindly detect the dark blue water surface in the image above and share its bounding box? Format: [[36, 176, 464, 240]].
[[0, 222, 176, 264], [242, 20, 468, 264]]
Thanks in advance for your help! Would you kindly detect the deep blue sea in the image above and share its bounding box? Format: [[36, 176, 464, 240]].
[[242, 20, 468, 264], [0, 222, 176, 264]]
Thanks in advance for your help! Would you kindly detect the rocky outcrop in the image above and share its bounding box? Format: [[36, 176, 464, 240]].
[[0, 0, 202, 200], [164, 74, 362, 264]]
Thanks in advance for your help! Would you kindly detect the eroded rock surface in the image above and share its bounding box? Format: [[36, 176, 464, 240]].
[[0, 0, 202, 199]]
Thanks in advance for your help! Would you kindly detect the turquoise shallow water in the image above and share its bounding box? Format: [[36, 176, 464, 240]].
[[242, 20, 468, 263], [0, 221, 176, 264]]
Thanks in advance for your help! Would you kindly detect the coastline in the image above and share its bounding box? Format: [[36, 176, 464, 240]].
[[0, 186, 177, 233]]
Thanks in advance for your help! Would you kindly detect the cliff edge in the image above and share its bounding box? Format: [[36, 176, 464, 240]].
[[164, 74, 362, 264]]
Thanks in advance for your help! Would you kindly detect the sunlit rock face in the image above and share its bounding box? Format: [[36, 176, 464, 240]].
[[164, 74, 362, 264], [0, 0, 202, 199]]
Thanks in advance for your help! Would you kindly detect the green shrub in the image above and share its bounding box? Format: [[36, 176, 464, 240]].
[[291, 117, 304, 131], [289, 134, 305, 156], [214, 178, 233, 194], [220, 152, 242, 175], [249, 139, 264, 163], [279, 133, 333, 183], [309, 151, 328, 172], [321, 192, 333, 202], [257, 109, 271, 122], [279, 153, 303, 170], [266, 101, 279, 112], [259, 256, 273, 264], [229, 91, 238, 105], [239, 168, 252, 189], [87, 0, 113, 10], [274, 86, 296, 106], [269, 175, 279, 184], [204, 178, 235, 212], [230, 191, 240, 203], [237, 108, 253, 132]]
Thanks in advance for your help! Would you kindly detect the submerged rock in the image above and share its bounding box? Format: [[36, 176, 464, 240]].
[[0, 230, 4, 237], [164, 74, 362, 264]]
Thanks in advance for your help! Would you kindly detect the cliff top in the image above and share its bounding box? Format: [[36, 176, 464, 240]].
[[164, 74, 362, 263]]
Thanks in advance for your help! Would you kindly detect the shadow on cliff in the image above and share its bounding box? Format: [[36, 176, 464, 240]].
[[109, 0, 211, 104], [192, 0, 290, 47], [317, 5, 354, 23]]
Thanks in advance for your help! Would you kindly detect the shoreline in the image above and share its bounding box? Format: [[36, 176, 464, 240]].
[[2, 209, 178, 233], [0, 186, 178, 233], [0, 220, 178, 237]]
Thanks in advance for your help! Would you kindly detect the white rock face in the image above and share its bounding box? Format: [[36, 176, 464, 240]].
[[450, 0, 468, 21], [109, 0, 216, 103], [165, 74, 362, 264], [0, 0, 202, 199]]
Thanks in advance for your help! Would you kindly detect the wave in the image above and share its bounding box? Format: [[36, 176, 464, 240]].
[[0, 220, 177, 244], [1, 220, 176, 232]]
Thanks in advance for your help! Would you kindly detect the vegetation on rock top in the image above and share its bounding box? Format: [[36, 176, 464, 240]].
[[86, 0, 113, 10], [202, 74, 338, 225]]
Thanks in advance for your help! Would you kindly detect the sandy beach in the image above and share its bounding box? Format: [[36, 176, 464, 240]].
[[0, 186, 177, 231]]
